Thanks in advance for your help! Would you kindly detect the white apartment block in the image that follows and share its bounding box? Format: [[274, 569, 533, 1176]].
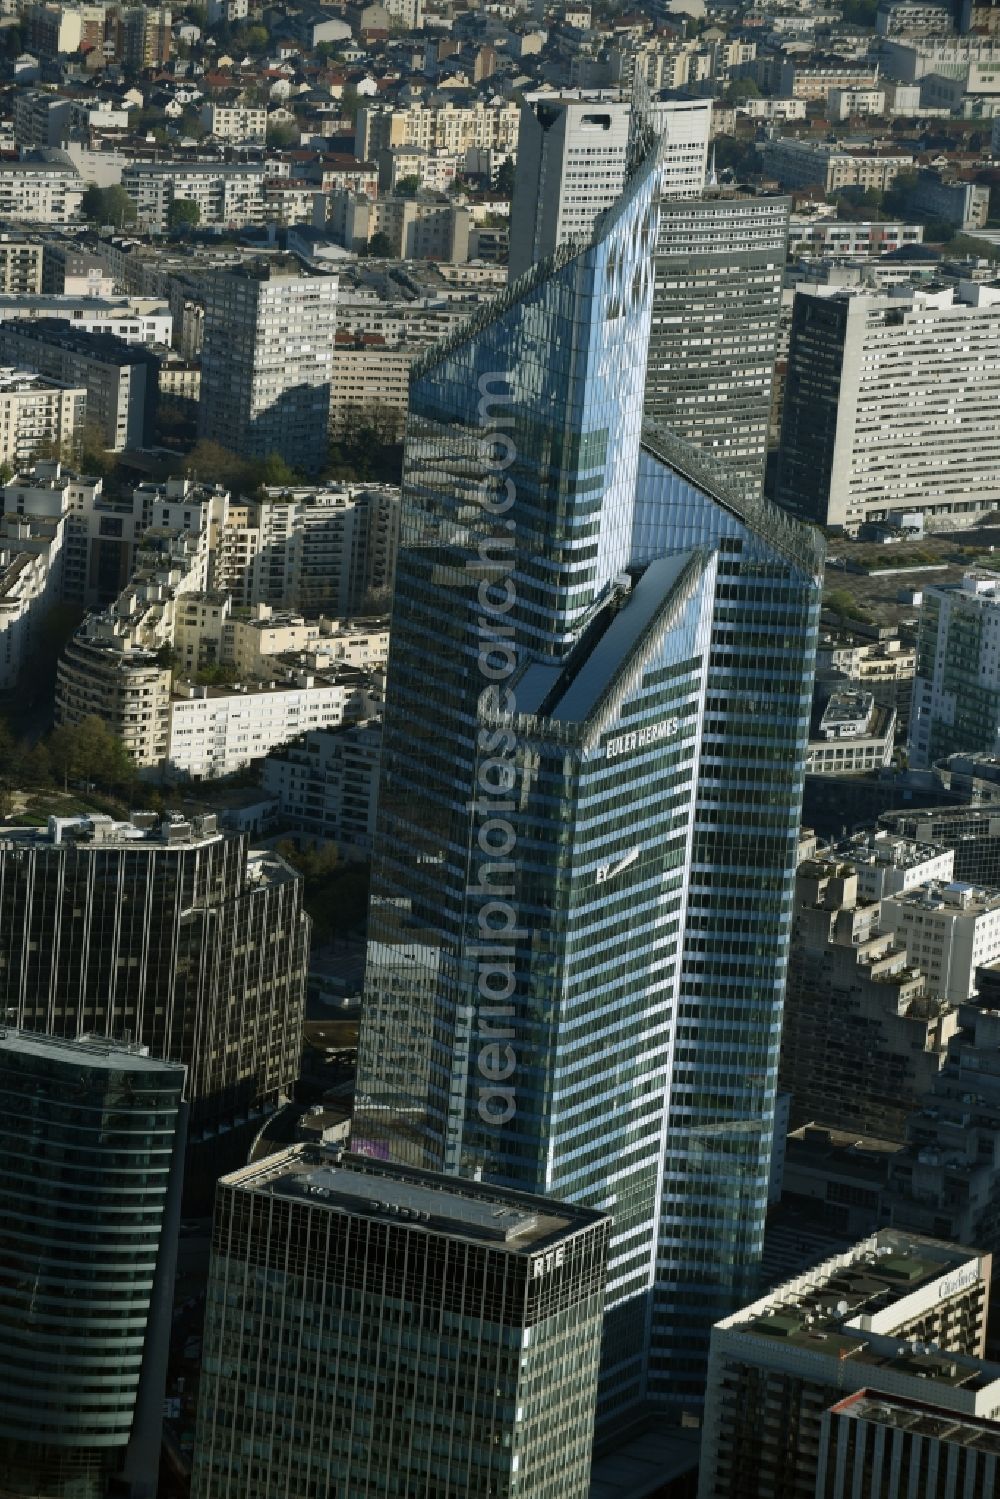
[[213, 483, 399, 616], [121, 162, 266, 234], [198, 260, 338, 474], [356, 101, 520, 162], [777, 284, 1000, 531], [881, 880, 1000, 1002], [0, 154, 82, 224], [838, 830, 955, 901], [827, 88, 888, 121], [0, 294, 171, 345], [200, 103, 268, 146], [0, 368, 85, 470], [167, 670, 378, 780], [787, 218, 924, 258], [649, 95, 712, 200]]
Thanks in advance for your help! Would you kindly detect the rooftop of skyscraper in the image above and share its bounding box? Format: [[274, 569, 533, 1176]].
[[0, 1027, 184, 1075], [222, 1145, 606, 1254], [1, 810, 224, 849]]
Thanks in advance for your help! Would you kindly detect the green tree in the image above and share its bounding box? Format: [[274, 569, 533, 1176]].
[[724, 78, 761, 105], [49, 716, 135, 792], [167, 198, 201, 230], [244, 24, 268, 50], [394, 174, 421, 198], [266, 120, 299, 149], [366, 230, 394, 257], [342, 84, 360, 125], [494, 156, 515, 195], [81, 184, 137, 229]]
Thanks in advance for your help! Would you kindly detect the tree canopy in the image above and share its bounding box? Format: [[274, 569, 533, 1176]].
[[81, 184, 137, 228]]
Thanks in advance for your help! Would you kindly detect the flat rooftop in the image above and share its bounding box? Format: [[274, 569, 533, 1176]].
[[0, 1027, 184, 1075], [831, 1390, 1000, 1455], [228, 1146, 604, 1253]]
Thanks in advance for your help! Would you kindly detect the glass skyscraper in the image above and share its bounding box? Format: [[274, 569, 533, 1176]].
[[354, 119, 822, 1415], [0, 1030, 186, 1499], [192, 1147, 608, 1499]]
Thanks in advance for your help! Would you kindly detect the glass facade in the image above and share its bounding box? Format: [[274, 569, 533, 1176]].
[[354, 119, 822, 1416], [0, 1031, 186, 1499], [0, 820, 309, 1189], [191, 1149, 608, 1499]]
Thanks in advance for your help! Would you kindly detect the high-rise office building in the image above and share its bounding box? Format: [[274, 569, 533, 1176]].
[[507, 94, 781, 491], [910, 571, 1000, 770], [191, 1145, 608, 1499], [507, 91, 711, 282], [0, 1030, 186, 1499], [645, 193, 789, 492], [698, 1229, 998, 1499], [353, 114, 822, 1415], [507, 91, 633, 280], [198, 258, 338, 474], [0, 812, 308, 1191], [776, 283, 1000, 531]]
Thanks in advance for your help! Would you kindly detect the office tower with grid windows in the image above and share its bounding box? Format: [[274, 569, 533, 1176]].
[[644, 193, 789, 493], [198, 258, 337, 475], [508, 91, 710, 282], [191, 1146, 608, 1499], [353, 114, 822, 1417], [0, 1030, 186, 1499], [0, 812, 308, 1193]]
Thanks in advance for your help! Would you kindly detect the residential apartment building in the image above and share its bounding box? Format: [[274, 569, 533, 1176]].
[[121, 161, 266, 234], [787, 218, 924, 258], [910, 572, 1000, 768], [328, 339, 415, 439], [698, 1230, 998, 1499], [352, 117, 822, 1418], [213, 483, 399, 615], [0, 235, 43, 294], [198, 259, 337, 473], [119, 4, 172, 69], [200, 101, 267, 145], [806, 688, 896, 774], [759, 138, 913, 193], [0, 318, 158, 450], [780, 844, 954, 1139], [330, 190, 472, 261], [2, 459, 132, 606], [0, 293, 171, 344], [881, 880, 1000, 1003], [0, 813, 308, 1192], [646, 193, 788, 492], [886, 975, 1000, 1251], [355, 99, 520, 161], [776, 285, 1000, 531], [167, 669, 378, 780], [0, 496, 68, 688], [0, 1031, 186, 1499], [261, 719, 381, 854], [191, 1147, 608, 1499], [0, 151, 82, 224], [0, 366, 85, 470], [779, 63, 882, 99]]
